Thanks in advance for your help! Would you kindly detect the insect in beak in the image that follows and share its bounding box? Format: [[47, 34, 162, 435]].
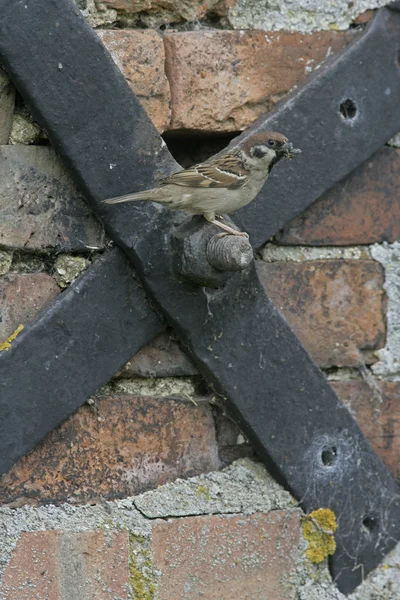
[[281, 142, 302, 159]]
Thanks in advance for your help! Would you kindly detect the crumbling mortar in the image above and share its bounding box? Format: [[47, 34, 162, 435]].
[[370, 242, 400, 380], [97, 375, 202, 399], [227, 0, 390, 33], [131, 501, 296, 523], [261, 243, 371, 263], [74, 0, 380, 32], [1, 249, 101, 276], [322, 367, 362, 381]]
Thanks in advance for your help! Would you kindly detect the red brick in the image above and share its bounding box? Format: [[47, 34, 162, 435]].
[[164, 29, 358, 132], [2, 532, 60, 600], [353, 9, 377, 24], [2, 530, 130, 600], [332, 381, 400, 484], [257, 260, 386, 368], [0, 273, 60, 342], [0, 395, 218, 506], [98, 29, 170, 132], [276, 147, 400, 245], [152, 511, 300, 599], [117, 330, 197, 378]]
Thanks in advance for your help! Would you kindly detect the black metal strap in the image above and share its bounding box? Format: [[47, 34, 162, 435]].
[[0, 248, 164, 474]]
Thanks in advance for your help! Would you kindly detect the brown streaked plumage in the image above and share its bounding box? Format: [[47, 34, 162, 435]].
[[104, 131, 301, 236]]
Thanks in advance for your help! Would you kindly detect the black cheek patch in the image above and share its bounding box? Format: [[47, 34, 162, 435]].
[[253, 146, 267, 158]]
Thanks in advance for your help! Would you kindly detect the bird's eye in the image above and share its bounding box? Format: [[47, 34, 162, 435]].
[[267, 139, 275, 147]]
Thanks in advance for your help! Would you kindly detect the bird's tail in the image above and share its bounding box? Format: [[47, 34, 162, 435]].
[[103, 188, 158, 204]]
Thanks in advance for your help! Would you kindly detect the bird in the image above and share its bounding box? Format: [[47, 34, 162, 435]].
[[103, 131, 301, 237]]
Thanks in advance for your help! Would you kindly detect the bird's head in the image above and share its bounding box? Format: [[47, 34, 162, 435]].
[[242, 131, 301, 172]]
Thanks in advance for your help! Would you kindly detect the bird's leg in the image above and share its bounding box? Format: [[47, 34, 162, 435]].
[[203, 213, 249, 238], [212, 220, 249, 237]]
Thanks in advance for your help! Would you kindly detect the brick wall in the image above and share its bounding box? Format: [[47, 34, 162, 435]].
[[1, 1, 400, 598]]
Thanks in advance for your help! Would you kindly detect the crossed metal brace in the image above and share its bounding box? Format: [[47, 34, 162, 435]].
[[1, 0, 400, 592]]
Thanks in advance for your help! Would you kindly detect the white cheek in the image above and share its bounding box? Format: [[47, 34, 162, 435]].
[[264, 148, 276, 161]]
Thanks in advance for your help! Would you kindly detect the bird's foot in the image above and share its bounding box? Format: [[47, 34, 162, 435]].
[[209, 218, 249, 237]]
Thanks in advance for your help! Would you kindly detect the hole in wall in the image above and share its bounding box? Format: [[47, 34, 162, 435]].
[[339, 99, 357, 120], [162, 131, 240, 168], [321, 445, 337, 467], [361, 515, 379, 534]]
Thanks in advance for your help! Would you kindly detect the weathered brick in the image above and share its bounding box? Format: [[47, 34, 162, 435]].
[[152, 511, 300, 599], [164, 29, 358, 131], [117, 330, 197, 378], [0, 273, 60, 342], [0, 68, 15, 143], [0, 395, 219, 506], [332, 381, 400, 484], [98, 29, 171, 132], [276, 147, 400, 245], [353, 9, 377, 24], [257, 260, 386, 368], [2, 531, 60, 600], [0, 146, 104, 252], [2, 530, 130, 600]]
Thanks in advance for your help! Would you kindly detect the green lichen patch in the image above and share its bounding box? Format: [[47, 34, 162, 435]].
[[10, 252, 50, 274], [0, 250, 13, 275], [129, 534, 159, 600], [9, 111, 45, 145], [53, 254, 91, 288], [195, 484, 211, 500]]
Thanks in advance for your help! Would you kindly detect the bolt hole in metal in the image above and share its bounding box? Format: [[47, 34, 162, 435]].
[[339, 98, 357, 120], [321, 445, 338, 466], [361, 515, 379, 535]]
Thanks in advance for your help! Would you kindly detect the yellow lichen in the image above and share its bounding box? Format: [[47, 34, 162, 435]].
[[129, 534, 157, 600], [303, 508, 337, 563], [195, 484, 211, 500], [0, 324, 24, 352]]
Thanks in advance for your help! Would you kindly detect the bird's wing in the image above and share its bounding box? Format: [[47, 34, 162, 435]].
[[158, 154, 250, 190]]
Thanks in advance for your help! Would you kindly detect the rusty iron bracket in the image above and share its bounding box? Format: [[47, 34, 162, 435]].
[[1, 1, 400, 592]]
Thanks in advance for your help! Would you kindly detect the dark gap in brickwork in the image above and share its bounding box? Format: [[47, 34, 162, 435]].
[[110, 13, 230, 31], [14, 89, 26, 109], [9, 250, 55, 275], [212, 405, 255, 467], [157, 14, 229, 31], [4, 250, 103, 279], [162, 131, 239, 168]]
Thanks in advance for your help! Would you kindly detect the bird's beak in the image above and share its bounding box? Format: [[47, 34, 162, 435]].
[[281, 141, 301, 159]]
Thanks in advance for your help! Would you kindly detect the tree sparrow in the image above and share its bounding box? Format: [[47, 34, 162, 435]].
[[104, 132, 301, 236]]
